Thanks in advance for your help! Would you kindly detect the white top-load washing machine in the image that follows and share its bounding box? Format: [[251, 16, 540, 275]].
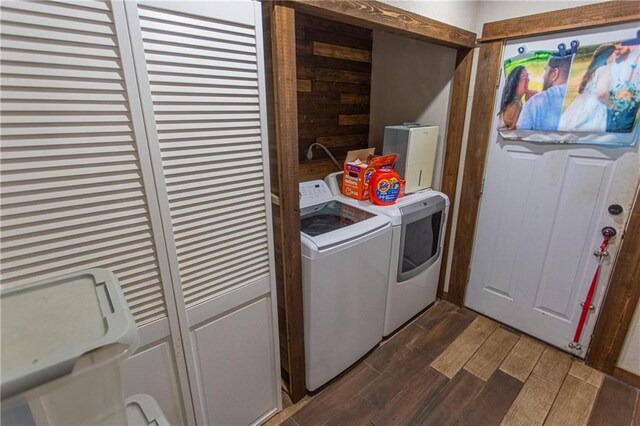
[[325, 172, 449, 336], [299, 180, 392, 391]]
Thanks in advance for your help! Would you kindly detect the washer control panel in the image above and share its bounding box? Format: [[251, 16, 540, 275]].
[[299, 180, 334, 209]]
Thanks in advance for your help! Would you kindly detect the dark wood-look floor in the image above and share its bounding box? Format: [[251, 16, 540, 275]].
[[268, 301, 640, 426]]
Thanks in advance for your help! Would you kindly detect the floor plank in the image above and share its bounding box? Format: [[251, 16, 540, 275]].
[[414, 300, 458, 331], [568, 361, 604, 389], [587, 376, 638, 426], [500, 336, 546, 382], [370, 367, 449, 426], [267, 394, 311, 426], [275, 308, 633, 426], [279, 418, 297, 426], [531, 347, 572, 387], [501, 373, 560, 426], [365, 323, 431, 373], [465, 327, 520, 381], [322, 395, 377, 426], [430, 316, 498, 378], [411, 370, 486, 425], [360, 349, 430, 408], [545, 374, 599, 426], [458, 370, 524, 426], [458, 306, 480, 320], [292, 362, 380, 426], [415, 310, 476, 359]]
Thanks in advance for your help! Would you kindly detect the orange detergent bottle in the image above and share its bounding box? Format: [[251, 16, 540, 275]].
[[369, 169, 401, 205]]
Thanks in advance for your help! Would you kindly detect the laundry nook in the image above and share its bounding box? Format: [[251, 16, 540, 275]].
[[1, 1, 639, 425]]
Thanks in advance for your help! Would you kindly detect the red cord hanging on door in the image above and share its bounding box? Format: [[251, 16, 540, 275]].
[[569, 226, 617, 351]]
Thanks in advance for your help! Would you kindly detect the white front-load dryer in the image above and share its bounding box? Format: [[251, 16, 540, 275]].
[[325, 172, 449, 336], [299, 180, 392, 391]]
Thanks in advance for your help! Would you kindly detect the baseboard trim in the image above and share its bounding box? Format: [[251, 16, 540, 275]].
[[613, 366, 640, 388]]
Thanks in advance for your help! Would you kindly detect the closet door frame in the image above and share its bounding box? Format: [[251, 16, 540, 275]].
[[119, 1, 281, 424], [111, 2, 196, 424]]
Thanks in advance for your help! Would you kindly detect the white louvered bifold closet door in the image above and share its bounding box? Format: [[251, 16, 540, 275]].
[[0, 0, 166, 325], [136, 4, 271, 308], [125, 1, 281, 425]]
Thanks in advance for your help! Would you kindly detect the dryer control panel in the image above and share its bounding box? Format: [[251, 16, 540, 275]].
[[299, 180, 334, 209]]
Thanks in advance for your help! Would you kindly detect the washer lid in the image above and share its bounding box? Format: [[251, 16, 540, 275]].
[[301, 200, 389, 250]]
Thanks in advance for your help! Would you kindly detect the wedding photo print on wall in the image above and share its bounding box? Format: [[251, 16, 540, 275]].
[[498, 25, 640, 146]]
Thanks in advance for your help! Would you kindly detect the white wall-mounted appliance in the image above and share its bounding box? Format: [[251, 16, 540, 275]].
[[325, 172, 449, 336], [299, 180, 392, 391], [383, 124, 439, 194]]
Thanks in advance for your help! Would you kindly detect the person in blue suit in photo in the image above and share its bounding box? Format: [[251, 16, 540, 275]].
[[516, 54, 573, 131]]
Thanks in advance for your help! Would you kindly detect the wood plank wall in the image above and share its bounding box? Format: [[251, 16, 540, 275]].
[[296, 13, 373, 182]]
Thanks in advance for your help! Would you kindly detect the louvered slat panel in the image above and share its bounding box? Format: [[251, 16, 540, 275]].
[[152, 94, 258, 104], [1, 205, 150, 239], [47, 0, 111, 12], [175, 221, 266, 256], [139, 5, 269, 308], [180, 247, 269, 291], [1, 214, 150, 250], [2, 1, 114, 23], [183, 262, 270, 307], [0, 0, 167, 325], [174, 210, 266, 244]]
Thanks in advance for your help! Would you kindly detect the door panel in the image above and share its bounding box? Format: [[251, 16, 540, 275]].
[[468, 143, 639, 356], [121, 333, 186, 426], [123, 1, 281, 423], [534, 156, 614, 319], [0, 0, 167, 326], [190, 291, 279, 426], [466, 27, 640, 357]]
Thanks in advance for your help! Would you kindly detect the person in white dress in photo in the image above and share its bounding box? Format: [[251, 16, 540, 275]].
[[558, 44, 617, 132]]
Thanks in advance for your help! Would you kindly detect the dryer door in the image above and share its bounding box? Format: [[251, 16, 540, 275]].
[[397, 195, 446, 282]]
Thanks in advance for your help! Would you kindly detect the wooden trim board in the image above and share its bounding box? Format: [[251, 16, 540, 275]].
[[283, 0, 476, 49], [612, 367, 640, 389], [266, 2, 307, 403], [437, 47, 474, 298], [480, 1, 640, 42], [588, 192, 640, 375], [448, 2, 640, 384], [446, 40, 502, 306]]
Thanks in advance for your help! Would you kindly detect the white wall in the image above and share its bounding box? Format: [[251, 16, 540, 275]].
[[368, 31, 457, 191], [380, 1, 478, 32], [474, 1, 607, 35], [619, 302, 640, 375]]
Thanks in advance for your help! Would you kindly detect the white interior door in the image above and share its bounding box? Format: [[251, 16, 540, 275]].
[[465, 29, 640, 358]]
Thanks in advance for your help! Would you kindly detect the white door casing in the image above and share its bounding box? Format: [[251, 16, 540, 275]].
[[465, 25, 640, 357]]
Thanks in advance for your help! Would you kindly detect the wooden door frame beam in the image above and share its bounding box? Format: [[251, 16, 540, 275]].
[[437, 47, 475, 298], [267, 2, 306, 403], [282, 0, 476, 49], [447, 1, 640, 378], [479, 1, 640, 43]]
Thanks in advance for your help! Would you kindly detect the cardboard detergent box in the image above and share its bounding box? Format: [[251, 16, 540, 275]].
[[341, 148, 397, 200]]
